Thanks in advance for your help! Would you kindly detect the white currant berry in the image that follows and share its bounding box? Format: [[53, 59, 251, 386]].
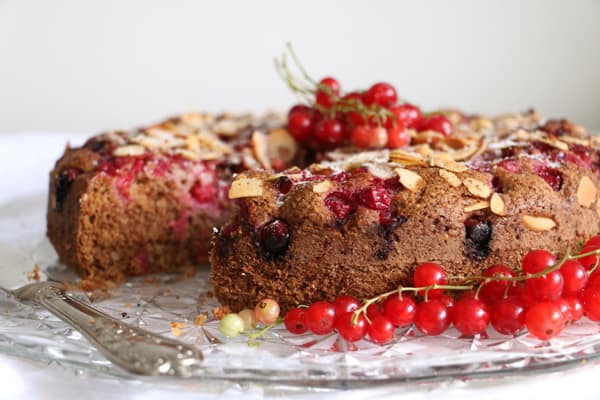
[[219, 313, 245, 337]]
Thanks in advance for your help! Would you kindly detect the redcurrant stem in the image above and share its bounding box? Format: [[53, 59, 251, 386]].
[[350, 283, 473, 326], [349, 248, 600, 327], [247, 317, 284, 347], [275, 44, 393, 124]]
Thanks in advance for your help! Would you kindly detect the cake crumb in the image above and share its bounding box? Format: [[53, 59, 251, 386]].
[[26, 265, 41, 281], [193, 313, 208, 327], [170, 321, 187, 337], [212, 306, 231, 320]]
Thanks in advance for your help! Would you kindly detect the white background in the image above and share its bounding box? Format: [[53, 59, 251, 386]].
[[1, 0, 600, 134]]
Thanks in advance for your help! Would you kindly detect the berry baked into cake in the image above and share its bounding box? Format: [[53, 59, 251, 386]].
[[47, 112, 296, 288]]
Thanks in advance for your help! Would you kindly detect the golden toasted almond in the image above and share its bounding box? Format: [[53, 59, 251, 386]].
[[389, 149, 427, 166], [577, 176, 597, 208], [463, 178, 492, 198], [464, 201, 489, 212], [180, 112, 207, 127], [538, 136, 569, 151], [414, 145, 435, 156], [395, 168, 424, 192], [431, 157, 469, 173], [513, 129, 529, 140], [197, 132, 233, 154], [448, 136, 486, 161], [560, 135, 590, 146], [267, 128, 298, 163], [312, 180, 333, 194], [473, 117, 493, 131], [251, 131, 272, 170], [490, 193, 506, 216], [439, 169, 462, 187], [212, 119, 240, 136], [522, 215, 556, 232], [228, 177, 264, 199], [186, 135, 200, 151], [113, 145, 146, 157]]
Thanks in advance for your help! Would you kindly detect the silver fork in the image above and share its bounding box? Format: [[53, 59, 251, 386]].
[[4, 281, 203, 377]]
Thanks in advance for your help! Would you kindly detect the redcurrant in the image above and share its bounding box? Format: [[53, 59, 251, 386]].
[[315, 77, 340, 108], [287, 108, 315, 143], [559, 260, 588, 296], [363, 82, 398, 107], [418, 114, 453, 137], [522, 250, 563, 302], [351, 125, 387, 149], [333, 295, 360, 316], [414, 299, 450, 335], [335, 312, 367, 342], [452, 297, 490, 336], [386, 125, 410, 149], [382, 295, 416, 327], [367, 315, 395, 344], [284, 307, 308, 334], [582, 286, 600, 321], [413, 262, 447, 298], [313, 118, 344, 147], [490, 296, 526, 335], [525, 302, 565, 340], [479, 265, 515, 306], [305, 301, 337, 335], [389, 103, 421, 129]]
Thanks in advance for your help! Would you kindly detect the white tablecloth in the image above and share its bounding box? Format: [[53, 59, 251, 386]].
[[2, 132, 600, 400]]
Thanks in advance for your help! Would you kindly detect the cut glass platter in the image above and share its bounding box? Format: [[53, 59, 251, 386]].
[[2, 193, 600, 389]]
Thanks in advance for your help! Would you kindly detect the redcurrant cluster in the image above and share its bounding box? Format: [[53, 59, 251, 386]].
[[277, 46, 453, 151], [283, 236, 600, 342]]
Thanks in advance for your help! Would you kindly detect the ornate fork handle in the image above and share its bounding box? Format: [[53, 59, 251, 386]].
[[33, 283, 203, 376]]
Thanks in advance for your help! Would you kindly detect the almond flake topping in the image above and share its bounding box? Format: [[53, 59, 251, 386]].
[[463, 178, 492, 198], [395, 168, 424, 192], [312, 180, 333, 194], [251, 131, 272, 170], [113, 145, 146, 157], [577, 176, 597, 208], [438, 169, 462, 187], [267, 128, 298, 163], [464, 201, 489, 212], [228, 177, 264, 199], [490, 193, 506, 216], [522, 215, 556, 232]]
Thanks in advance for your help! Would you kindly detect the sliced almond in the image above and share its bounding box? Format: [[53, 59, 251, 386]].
[[228, 177, 264, 199], [389, 150, 427, 166], [267, 128, 298, 163], [212, 119, 240, 136], [464, 201, 489, 212], [251, 131, 272, 170], [577, 176, 597, 208], [312, 180, 333, 194], [414, 144, 435, 156], [490, 193, 506, 216], [439, 169, 462, 187], [560, 135, 590, 146], [463, 178, 492, 199], [522, 215, 556, 232], [186, 135, 201, 151], [113, 145, 146, 157], [431, 156, 469, 173], [395, 168, 424, 192]]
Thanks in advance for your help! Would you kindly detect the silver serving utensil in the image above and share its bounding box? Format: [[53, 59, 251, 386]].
[[0, 243, 203, 377]]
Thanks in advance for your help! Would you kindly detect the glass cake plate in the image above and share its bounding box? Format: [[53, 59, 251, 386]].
[[2, 193, 600, 389]]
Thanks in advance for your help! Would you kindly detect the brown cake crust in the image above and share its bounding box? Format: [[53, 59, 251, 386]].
[[210, 114, 600, 312]]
